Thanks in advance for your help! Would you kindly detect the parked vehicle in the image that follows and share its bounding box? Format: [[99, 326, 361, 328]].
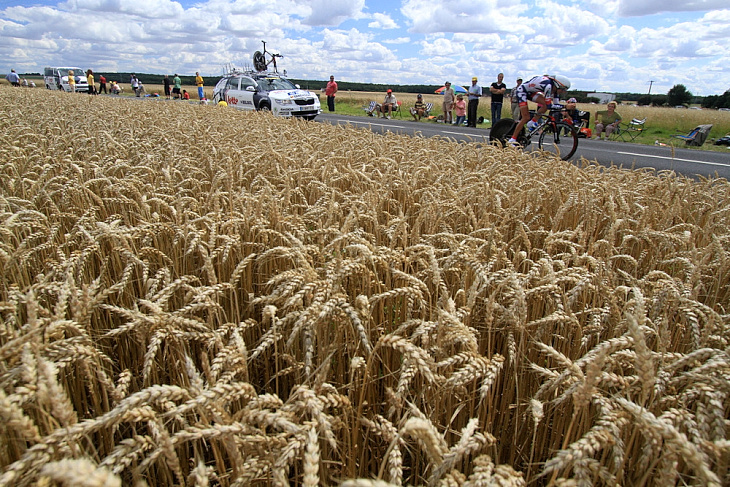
[[44, 67, 89, 92]]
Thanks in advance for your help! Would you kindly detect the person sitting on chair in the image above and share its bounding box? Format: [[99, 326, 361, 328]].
[[410, 94, 426, 121], [377, 89, 397, 119], [594, 101, 622, 140]]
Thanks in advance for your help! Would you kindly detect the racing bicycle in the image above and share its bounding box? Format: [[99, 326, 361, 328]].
[[489, 108, 579, 160], [253, 40, 283, 73]]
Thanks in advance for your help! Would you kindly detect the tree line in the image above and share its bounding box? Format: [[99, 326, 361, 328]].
[[18, 71, 730, 108]]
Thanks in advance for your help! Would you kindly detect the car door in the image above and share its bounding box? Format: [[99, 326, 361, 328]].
[[223, 77, 241, 108], [238, 77, 256, 111]]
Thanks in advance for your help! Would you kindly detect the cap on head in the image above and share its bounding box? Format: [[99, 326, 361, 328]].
[[568, 97, 577, 103], [387, 89, 392, 93], [417, 93, 422, 97], [472, 77, 478, 81]]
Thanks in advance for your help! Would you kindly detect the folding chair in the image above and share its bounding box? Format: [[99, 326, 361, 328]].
[[672, 124, 713, 146], [363, 101, 377, 116], [616, 117, 646, 142], [393, 101, 403, 118], [424, 102, 434, 117]]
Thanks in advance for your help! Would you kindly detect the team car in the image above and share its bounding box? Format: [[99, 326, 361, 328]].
[[212, 71, 320, 120], [44, 66, 89, 93]]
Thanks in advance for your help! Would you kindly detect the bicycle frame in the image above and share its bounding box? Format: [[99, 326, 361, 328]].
[[489, 108, 580, 160], [254, 40, 284, 73]]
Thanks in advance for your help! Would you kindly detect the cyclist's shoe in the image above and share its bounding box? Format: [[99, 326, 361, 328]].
[[526, 120, 539, 132], [507, 138, 520, 147]]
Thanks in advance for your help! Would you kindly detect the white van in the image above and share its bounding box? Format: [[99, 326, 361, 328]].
[[44, 67, 89, 93]]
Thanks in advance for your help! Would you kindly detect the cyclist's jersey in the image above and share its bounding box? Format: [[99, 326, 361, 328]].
[[514, 76, 561, 106]]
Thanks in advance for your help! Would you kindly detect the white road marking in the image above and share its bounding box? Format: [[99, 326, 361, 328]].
[[345, 120, 408, 129], [616, 152, 729, 167]]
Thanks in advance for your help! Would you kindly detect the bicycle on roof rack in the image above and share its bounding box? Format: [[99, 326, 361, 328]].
[[489, 106, 580, 161], [253, 40, 284, 73]]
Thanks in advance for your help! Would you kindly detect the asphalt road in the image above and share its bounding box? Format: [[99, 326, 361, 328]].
[[316, 112, 730, 180]]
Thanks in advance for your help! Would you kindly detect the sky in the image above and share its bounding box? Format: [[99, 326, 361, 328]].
[[1, 0, 729, 96]]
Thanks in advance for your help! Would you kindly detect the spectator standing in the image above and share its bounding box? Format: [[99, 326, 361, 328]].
[[593, 101, 622, 140], [325, 75, 338, 112], [131, 75, 139, 95], [86, 69, 96, 95], [136, 80, 145, 97], [6, 69, 20, 87], [68, 70, 76, 92], [490, 73, 507, 125], [172, 74, 182, 99], [510, 77, 522, 119], [195, 72, 204, 100], [442, 81, 455, 124], [163, 75, 171, 99], [98, 74, 107, 94], [454, 94, 466, 126], [467, 77, 482, 127], [410, 94, 426, 121]]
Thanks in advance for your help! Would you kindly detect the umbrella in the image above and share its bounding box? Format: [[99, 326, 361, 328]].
[[435, 85, 467, 94]]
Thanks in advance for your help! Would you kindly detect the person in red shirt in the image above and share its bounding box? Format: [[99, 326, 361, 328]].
[[325, 75, 338, 112], [98, 74, 107, 94], [182, 90, 190, 100]]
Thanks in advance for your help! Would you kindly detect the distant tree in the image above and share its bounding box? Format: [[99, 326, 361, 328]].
[[667, 84, 692, 106], [711, 89, 730, 109], [652, 95, 668, 107], [637, 95, 652, 106]]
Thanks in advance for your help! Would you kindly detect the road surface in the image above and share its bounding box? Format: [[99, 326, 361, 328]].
[[316, 113, 730, 180]]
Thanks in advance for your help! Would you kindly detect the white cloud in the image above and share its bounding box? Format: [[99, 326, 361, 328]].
[[382, 37, 411, 44], [299, 0, 365, 26], [0, 0, 728, 95], [368, 12, 398, 29], [618, 0, 729, 17]]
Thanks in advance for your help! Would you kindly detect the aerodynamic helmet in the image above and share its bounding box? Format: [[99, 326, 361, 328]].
[[550, 74, 571, 90]]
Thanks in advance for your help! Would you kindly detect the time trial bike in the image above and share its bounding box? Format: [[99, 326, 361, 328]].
[[253, 40, 283, 73], [489, 108, 580, 160]]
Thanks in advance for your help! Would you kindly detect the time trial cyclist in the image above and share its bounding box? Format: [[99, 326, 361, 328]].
[[507, 74, 571, 146]]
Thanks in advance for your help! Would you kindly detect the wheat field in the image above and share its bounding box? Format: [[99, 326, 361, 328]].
[[1, 87, 729, 486]]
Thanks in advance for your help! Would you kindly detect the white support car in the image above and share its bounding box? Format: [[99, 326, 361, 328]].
[[212, 71, 320, 120], [44, 67, 89, 93]]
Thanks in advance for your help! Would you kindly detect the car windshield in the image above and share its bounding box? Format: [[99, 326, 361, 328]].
[[61, 69, 84, 77], [257, 77, 297, 91]]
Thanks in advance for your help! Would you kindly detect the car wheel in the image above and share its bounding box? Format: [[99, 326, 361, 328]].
[[258, 103, 270, 112]]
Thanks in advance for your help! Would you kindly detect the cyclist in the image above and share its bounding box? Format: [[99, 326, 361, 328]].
[[507, 74, 571, 146]]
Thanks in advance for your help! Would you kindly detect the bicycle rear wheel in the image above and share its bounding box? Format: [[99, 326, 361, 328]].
[[490, 118, 527, 146], [537, 122, 579, 160], [253, 51, 266, 72]]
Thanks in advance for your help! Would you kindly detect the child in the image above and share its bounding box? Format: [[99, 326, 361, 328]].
[[454, 94, 466, 126], [182, 90, 190, 100]]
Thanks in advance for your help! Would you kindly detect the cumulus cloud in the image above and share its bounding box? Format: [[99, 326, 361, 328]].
[[0, 0, 728, 95], [300, 0, 365, 26], [368, 12, 398, 29], [618, 0, 729, 17]]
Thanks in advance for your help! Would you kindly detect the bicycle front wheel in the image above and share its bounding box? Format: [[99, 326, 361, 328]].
[[537, 122, 579, 160]]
